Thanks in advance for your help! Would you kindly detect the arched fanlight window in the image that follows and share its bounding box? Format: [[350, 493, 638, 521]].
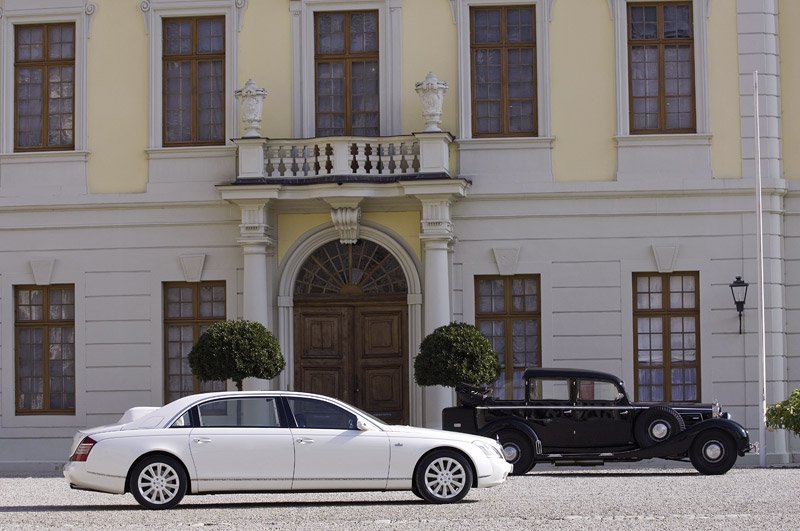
[[294, 240, 407, 296]]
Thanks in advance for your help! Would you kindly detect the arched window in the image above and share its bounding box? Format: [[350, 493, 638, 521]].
[[294, 240, 407, 297]]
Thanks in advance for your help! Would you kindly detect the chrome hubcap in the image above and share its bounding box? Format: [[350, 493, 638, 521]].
[[503, 444, 520, 462], [650, 421, 670, 440], [138, 463, 180, 504], [424, 457, 466, 499], [703, 441, 724, 462]]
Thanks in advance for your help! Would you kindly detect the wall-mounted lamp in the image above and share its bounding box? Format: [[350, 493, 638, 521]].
[[729, 276, 749, 334]]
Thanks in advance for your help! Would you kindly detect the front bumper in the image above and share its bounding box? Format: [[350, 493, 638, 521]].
[[477, 457, 513, 489]]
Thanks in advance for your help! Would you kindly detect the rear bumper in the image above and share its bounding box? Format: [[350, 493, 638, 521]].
[[63, 461, 126, 495], [477, 457, 512, 489]]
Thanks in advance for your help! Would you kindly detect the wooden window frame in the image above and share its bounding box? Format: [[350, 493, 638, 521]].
[[627, 2, 695, 134], [161, 16, 225, 147], [14, 284, 75, 415], [475, 274, 542, 399], [632, 271, 701, 403], [313, 10, 380, 137], [13, 23, 76, 152], [163, 281, 226, 403], [469, 5, 537, 138]]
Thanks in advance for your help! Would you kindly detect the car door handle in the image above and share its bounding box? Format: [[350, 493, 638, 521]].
[[193, 437, 212, 444], [296, 438, 315, 445], [563, 410, 573, 416], [620, 410, 629, 416]]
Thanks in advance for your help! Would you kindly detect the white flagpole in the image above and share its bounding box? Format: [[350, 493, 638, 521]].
[[753, 71, 767, 467]]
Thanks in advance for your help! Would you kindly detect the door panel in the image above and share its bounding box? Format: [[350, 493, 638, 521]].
[[295, 303, 408, 425], [355, 306, 408, 425], [295, 307, 352, 403]]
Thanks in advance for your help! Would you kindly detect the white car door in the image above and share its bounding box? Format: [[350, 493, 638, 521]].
[[188, 396, 294, 492], [285, 396, 390, 490]]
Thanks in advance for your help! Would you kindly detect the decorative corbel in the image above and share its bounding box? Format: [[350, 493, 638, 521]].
[[85, 3, 97, 38], [140, 1, 151, 34], [324, 198, 363, 244]]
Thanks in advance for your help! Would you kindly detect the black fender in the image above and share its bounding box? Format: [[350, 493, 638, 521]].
[[635, 418, 751, 459], [478, 418, 542, 454]]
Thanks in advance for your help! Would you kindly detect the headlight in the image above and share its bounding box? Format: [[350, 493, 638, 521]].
[[473, 440, 505, 459], [712, 400, 721, 418]]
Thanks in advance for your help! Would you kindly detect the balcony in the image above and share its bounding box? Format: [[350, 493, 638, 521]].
[[231, 75, 453, 185]]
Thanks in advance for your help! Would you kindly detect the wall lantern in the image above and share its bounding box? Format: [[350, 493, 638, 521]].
[[729, 276, 749, 334]]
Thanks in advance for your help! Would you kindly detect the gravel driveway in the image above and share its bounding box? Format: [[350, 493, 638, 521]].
[[1, 464, 798, 530]]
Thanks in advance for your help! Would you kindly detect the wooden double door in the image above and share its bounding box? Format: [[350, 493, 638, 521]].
[[294, 300, 408, 425]]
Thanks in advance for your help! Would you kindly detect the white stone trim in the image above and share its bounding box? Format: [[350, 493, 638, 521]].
[[276, 222, 424, 424], [289, 0, 403, 138], [609, 0, 710, 136], [0, 1, 93, 154], [141, 0, 243, 148], [452, 0, 553, 139]]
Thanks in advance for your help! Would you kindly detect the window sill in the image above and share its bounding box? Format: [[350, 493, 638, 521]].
[[146, 145, 237, 160], [0, 151, 90, 164], [457, 137, 555, 151], [614, 134, 712, 148]]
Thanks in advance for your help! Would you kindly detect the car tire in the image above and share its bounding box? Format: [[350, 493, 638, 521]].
[[129, 455, 188, 510], [414, 449, 473, 504], [689, 429, 738, 475], [634, 406, 685, 447], [497, 430, 534, 476]]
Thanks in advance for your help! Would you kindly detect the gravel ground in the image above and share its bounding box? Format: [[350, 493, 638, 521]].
[[1, 464, 798, 530]]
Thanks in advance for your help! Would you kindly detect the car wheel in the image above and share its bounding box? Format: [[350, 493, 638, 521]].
[[129, 455, 188, 510], [633, 406, 685, 447], [689, 430, 737, 475], [414, 450, 473, 504], [497, 430, 534, 476]]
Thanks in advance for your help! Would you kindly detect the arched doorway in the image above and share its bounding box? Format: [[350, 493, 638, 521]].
[[293, 239, 409, 424]]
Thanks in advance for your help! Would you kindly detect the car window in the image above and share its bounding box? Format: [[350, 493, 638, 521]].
[[170, 411, 192, 428], [577, 380, 621, 402], [528, 378, 571, 401], [285, 397, 357, 430], [197, 397, 282, 428]]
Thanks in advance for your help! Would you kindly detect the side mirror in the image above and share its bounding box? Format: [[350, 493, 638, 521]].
[[356, 418, 370, 431]]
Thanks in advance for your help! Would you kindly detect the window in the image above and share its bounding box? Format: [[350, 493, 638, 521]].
[[528, 378, 570, 401], [577, 380, 622, 402], [15, 285, 75, 414], [476, 275, 541, 399], [286, 397, 357, 430], [470, 6, 536, 136], [197, 398, 283, 428], [628, 2, 694, 133], [314, 11, 379, 137], [14, 23, 75, 151], [163, 281, 226, 403], [162, 16, 225, 146], [633, 272, 700, 402]]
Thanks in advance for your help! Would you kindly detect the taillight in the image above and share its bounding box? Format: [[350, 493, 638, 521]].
[[69, 437, 96, 462]]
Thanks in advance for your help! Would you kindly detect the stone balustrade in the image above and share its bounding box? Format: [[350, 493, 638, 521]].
[[263, 136, 420, 178]]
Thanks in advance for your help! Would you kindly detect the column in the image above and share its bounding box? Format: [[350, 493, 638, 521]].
[[419, 197, 456, 428], [236, 200, 275, 391]]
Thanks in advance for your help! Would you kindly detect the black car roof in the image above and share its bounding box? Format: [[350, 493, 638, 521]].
[[523, 367, 623, 382]]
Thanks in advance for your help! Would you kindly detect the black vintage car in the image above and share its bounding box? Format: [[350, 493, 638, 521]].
[[443, 368, 753, 475]]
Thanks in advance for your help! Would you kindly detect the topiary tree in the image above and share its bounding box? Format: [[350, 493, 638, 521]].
[[414, 322, 501, 388], [189, 319, 284, 391], [766, 388, 800, 437]]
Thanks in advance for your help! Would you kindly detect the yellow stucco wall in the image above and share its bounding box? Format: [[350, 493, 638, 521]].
[[550, 0, 616, 181], [277, 211, 421, 265], [780, 0, 800, 180], [402, 1, 458, 134], [709, 0, 743, 179], [239, 0, 293, 139], [87, 0, 148, 193], [362, 211, 421, 259]]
